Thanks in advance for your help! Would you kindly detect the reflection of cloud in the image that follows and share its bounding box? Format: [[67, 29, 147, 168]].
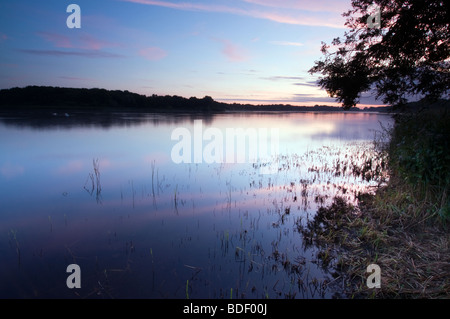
[[98, 158, 113, 170], [143, 152, 171, 165], [1, 163, 25, 179], [57, 160, 84, 175], [287, 122, 336, 137], [56, 159, 114, 176]]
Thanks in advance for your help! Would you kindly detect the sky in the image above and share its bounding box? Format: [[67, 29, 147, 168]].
[[0, 0, 385, 107]]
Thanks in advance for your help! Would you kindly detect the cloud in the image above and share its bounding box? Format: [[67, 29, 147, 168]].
[[293, 81, 318, 87], [59, 76, 94, 81], [122, 0, 239, 13], [216, 39, 248, 62], [269, 41, 303, 47], [260, 76, 304, 81], [37, 31, 119, 51], [0, 32, 8, 42], [1, 163, 24, 179], [18, 49, 125, 58], [121, 0, 347, 28], [37, 32, 73, 48], [79, 34, 119, 50], [258, 11, 344, 28], [139, 47, 167, 61], [242, 0, 351, 13]]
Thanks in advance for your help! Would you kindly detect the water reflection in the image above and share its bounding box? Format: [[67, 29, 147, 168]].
[[0, 112, 392, 298]]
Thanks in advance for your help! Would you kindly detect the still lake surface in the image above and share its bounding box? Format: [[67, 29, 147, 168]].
[[0, 111, 392, 298]]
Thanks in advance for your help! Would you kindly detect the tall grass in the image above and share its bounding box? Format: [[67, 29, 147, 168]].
[[84, 158, 102, 203], [300, 105, 450, 298], [384, 108, 449, 222]]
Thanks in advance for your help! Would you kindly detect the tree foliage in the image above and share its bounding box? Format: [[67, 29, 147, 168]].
[[0, 86, 223, 112], [309, 0, 449, 109]]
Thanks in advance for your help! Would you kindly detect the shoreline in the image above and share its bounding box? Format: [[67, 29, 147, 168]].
[[300, 107, 449, 299], [0, 86, 392, 114]]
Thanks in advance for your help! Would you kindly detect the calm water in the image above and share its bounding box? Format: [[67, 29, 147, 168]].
[[0, 111, 392, 299]]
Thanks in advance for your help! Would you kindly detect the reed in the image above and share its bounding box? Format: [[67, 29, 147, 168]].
[[174, 184, 178, 212], [83, 158, 102, 203], [48, 215, 53, 232], [151, 160, 156, 198], [9, 229, 20, 267], [186, 279, 189, 299]]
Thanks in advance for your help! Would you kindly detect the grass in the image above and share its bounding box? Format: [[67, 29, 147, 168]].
[[9, 229, 21, 267], [186, 279, 189, 299], [357, 177, 449, 298], [299, 192, 449, 298], [84, 158, 102, 203], [297, 106, 450, 298]]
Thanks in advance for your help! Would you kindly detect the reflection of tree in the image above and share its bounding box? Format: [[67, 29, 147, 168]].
[[309, 0, 449, 108], [0, 109, 218, 130]]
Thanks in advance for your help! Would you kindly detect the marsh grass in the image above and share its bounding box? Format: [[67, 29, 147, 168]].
[[9, 229, 20, 267], [186, 279, 189, 299], [357, 179, 450, 298], [297, 108, 449, 298], [84, 158, 102, 203], [297, 193, 449, 298]]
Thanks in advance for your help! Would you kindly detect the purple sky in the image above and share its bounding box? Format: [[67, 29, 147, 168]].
[[0, 0, 385, 106]]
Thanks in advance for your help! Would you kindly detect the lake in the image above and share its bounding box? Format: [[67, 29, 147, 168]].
[[0, 111, 393, 299]]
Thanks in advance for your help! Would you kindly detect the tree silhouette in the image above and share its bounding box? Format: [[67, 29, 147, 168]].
[[309, 0, 449, 109]]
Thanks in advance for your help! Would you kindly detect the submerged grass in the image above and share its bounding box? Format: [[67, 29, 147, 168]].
[[299, 190, 449, 298], [298, 106, 450, 298]]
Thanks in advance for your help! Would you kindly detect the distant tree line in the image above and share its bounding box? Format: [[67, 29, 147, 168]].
[[0, 86, 227, 112], [0, 86, 393, 113]]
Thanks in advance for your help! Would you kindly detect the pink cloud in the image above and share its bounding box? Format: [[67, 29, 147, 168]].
[[139, 47, 167, 61], [143, 152, 171, 164], [79, 34, 119, 50], [269, 41, 303, 46], [19, 49, 124, 58], [121, 0, 347, 28], [98, 158, 113, 170], [254, 10, 345, 28], [122, 0, 239, 13], [37, 32, 119, 50], [0, 33, 8, 41], [216, 39, 249, 62], [59, 76, 94, 81], [57, 160, 84, 175], [242, 0, 351, 13], [37, 32, 73, 48]]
